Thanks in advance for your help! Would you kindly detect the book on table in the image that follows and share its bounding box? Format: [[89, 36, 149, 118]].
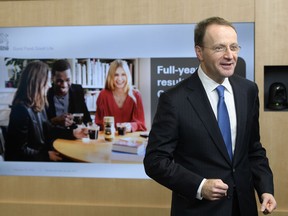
[[110, 151, 144, 162], [111, 137, 147, 155]]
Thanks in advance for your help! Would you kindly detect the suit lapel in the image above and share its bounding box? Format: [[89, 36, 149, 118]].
[[185, 72, 232, 163], [229, 77, 247, 163], [68, 85, 73, 113]]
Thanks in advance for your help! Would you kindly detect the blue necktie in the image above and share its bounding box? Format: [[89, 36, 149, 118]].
[[216, 85, 233, 160]]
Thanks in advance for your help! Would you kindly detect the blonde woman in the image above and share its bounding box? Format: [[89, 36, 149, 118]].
[[95, 59, 146, 132]]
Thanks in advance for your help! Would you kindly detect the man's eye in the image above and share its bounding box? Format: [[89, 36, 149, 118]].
[[230, 45, 238, 51], [214, 46, 225, 52]]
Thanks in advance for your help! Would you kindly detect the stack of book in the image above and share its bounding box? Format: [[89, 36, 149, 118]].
[[110, 137, 147, 162]]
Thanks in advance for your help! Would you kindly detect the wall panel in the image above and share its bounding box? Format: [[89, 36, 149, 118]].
[[0, 0, 254, 27], [255, 0, 288, 213]]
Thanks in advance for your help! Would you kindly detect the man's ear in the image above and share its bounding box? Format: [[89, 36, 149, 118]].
[[195, 45, 203, 61]]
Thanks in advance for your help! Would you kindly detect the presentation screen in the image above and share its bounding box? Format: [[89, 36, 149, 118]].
[[0, 23, 254, 178]]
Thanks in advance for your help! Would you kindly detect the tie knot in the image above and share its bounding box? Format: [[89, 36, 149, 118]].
[[216, 85, 225, 97]]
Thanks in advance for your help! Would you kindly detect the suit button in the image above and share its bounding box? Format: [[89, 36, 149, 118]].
[[227, 195, 231, 199], [232, 168, 236, 173]]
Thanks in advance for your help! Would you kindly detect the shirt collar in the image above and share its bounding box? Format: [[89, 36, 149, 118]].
[[198, 65, 232, 94]]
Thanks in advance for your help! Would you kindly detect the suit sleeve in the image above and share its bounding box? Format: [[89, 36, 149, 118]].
[[144, 92, 204, 200], [248, 84, 274, 198], [79, 85, 92, 124], [72, 85, 92, 124]]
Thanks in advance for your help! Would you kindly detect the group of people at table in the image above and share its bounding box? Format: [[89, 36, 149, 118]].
[[5, 59, 147, 162]]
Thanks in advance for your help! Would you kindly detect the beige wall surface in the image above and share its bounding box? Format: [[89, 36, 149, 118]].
[[0, 0, 287, 215], [255, 0, 288, 214]]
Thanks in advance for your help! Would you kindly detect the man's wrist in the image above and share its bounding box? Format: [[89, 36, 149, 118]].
[[196, 178, 207, 200]]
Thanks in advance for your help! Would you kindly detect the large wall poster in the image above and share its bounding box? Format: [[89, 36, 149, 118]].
[[0, 23, 254, 178]]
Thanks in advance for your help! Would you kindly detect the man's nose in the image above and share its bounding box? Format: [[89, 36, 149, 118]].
[[223, 48, 234, 58]]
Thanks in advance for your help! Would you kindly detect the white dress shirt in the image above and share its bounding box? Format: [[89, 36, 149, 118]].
[[195, 65, 237, 199]]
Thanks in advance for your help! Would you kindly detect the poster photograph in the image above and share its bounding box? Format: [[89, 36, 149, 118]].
[[0, 23, 254, 178]]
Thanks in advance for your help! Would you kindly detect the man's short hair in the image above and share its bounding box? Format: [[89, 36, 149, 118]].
[[51, 59, 71, 76]]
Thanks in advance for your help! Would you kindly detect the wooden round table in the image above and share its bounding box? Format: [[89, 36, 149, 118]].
[[53, 131, 147, 163]]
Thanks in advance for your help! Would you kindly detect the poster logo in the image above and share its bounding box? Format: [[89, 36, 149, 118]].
[[0, 33, 9, 50]]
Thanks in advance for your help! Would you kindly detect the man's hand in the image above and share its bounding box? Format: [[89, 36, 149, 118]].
[[261, 193, 277, 214], [73, 127, 89, 139], [201, 179, 229, 200], [51, 113, 74, 127]]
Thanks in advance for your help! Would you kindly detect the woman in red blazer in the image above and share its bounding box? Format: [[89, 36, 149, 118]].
[[95, 59, 146, 132]]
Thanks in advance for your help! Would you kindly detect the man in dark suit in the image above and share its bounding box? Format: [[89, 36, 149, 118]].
[[46, 59, 91, 128], [144, 17, 277, 216]]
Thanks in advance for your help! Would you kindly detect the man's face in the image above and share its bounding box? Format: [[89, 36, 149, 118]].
[[195, 24, 239, 83], [52, 69, 71, 96]]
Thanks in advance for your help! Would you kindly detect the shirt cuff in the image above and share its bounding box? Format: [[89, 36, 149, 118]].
[[196, 178, 207, 200]]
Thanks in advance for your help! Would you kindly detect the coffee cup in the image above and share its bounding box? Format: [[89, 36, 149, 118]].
[[117, 123, 126, 136], [88, 125, 99, 140], [73, 113, 84, 126]]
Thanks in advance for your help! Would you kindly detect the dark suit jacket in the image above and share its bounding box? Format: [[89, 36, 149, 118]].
[[46, 84, 92, 125], [144, 71, 274, 216]]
